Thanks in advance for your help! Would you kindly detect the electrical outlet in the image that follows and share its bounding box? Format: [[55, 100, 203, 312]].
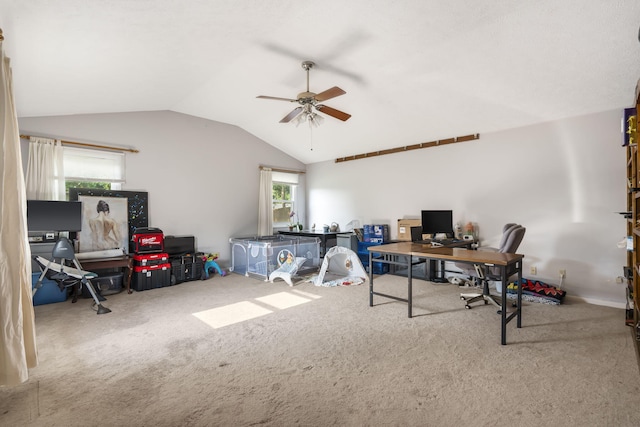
[[559, 269, 566, 279], [530, 266, 537, 275]]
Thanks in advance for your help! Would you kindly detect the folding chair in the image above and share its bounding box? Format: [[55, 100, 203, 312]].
[[33, 237, 112, 314]]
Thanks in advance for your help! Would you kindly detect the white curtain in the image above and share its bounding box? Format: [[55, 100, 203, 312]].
[[25, 136, 65, 200], [0, 39, 38, 386], [258, 168, 273, 236]]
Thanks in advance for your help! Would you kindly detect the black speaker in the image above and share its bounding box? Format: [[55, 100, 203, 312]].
[[410, 226, 423, 242]]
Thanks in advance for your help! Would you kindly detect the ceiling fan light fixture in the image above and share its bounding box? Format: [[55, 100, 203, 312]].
[[292, 111, 307, 127], [308, 112, 323, 128]]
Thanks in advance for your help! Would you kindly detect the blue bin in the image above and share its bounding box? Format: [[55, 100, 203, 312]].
[[31, 273, 68, 306], [357, 241, 388, 275]]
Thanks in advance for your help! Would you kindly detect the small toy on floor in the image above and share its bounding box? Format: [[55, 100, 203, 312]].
[[202, 253, 226, 279]]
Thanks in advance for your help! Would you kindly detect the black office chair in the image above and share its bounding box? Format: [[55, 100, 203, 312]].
[[459, 224, 526, 313]]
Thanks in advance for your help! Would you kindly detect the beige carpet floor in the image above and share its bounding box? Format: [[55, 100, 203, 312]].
[[2, 272, 640, 426]]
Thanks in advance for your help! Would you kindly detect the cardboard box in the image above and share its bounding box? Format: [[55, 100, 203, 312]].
[[397, 219, 421, 241]]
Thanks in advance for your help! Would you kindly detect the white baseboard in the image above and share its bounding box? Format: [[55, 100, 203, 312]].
[[564, 294, 626, 309]]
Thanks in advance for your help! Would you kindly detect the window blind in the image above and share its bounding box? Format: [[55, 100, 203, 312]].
[[63, 147, 125, 182], [272, 171, 299, 184]]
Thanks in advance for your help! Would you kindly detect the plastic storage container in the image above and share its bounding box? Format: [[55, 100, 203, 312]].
[[229, 235, 320, 281], [131, 263, 171, 291], [31, 272, 68, 305], [357, 241, 388, 275], [164, 235, 195, 256], [170, 253, 204, 285], [130, 227, 164, 253], [133, 252, 169, 266], [82, 273, 124, 298]]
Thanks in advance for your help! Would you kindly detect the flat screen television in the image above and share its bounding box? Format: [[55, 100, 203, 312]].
[[420, 210, 453, 239], [27, 200, 83, 232]]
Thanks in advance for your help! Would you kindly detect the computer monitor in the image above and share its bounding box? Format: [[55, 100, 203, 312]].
[[420, 210, 453, 239], [27, 200, 83, 232]]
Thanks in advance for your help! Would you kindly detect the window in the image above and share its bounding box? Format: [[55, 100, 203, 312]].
[[272, 182, 296, 224], [62, 147, 125, 199], [271, 171, 299, 226]]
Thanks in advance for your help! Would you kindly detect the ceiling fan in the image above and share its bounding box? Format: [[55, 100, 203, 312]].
[[257, 61, 351, 125]]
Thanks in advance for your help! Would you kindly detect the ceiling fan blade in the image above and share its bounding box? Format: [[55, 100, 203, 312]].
[[257, 95, 298, 102], [316, 104, 351, 121], [280, 107, 304, 123], [314, 86, 346, 102]]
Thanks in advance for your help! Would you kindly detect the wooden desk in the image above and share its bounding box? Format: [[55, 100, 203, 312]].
[[368, 242, 524, 345], [278, 230, 339, 257], [78, 256, 134, 294], [388, 239, 474, 281]]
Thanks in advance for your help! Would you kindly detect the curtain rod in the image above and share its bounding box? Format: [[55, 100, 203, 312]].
[[20, 134, 139, 154], [259, 165, 305, 174]]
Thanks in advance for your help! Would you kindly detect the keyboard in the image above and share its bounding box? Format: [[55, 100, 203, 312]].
[[414, 238, 459, 246], [435, 238, 456, 245]]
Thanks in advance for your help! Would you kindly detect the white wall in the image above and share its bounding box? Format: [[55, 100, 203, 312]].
[[306, 109, 627, 306], [19, 111, 305, 262], [19, 109, 627, 306]]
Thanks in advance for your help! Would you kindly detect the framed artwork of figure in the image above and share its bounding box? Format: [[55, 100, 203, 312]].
[[77, 195, 128, 252], [69, 188, 149, 253]]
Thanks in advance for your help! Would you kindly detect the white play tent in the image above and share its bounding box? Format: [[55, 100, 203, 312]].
[[311, 246, 368, 287]]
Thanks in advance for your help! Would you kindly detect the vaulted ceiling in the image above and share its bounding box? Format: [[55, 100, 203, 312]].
[[1, 1, 639, 164]]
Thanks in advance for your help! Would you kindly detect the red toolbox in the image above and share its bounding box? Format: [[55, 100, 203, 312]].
[[132, 263, 171, 291], [133, 252, 169, 267], [131, 227, 164, 253]]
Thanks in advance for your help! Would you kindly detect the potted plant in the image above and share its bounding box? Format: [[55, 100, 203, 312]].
[[288, 211, 296, 231]]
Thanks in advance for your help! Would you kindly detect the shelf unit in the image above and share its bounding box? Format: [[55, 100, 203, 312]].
[[625, 88, 640, 350]]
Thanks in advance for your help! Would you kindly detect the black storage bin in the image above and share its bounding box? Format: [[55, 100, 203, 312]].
[[164, 235, 196, 256], [132, 263, 171, 291], [170, 253, 203, 284], [185, 254, 204, 281], [171, 258, 187, 284]]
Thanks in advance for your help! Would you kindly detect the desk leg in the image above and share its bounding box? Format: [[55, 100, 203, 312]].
[[408, 254, 413, 318], [501, 266, 507, 345], [126, 258, 133, 294], [369, 252, 374, 307], [516, 262, 522, 328]]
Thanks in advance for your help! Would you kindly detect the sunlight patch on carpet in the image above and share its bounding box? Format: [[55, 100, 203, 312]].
[[291, 289, 322, 299], [192, 291, 322, 329], [255, 292, 312, 309], [193, 301, 273, 328]]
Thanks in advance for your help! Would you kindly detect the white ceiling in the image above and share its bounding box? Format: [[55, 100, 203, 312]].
[[1, 0, 640, 164]]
